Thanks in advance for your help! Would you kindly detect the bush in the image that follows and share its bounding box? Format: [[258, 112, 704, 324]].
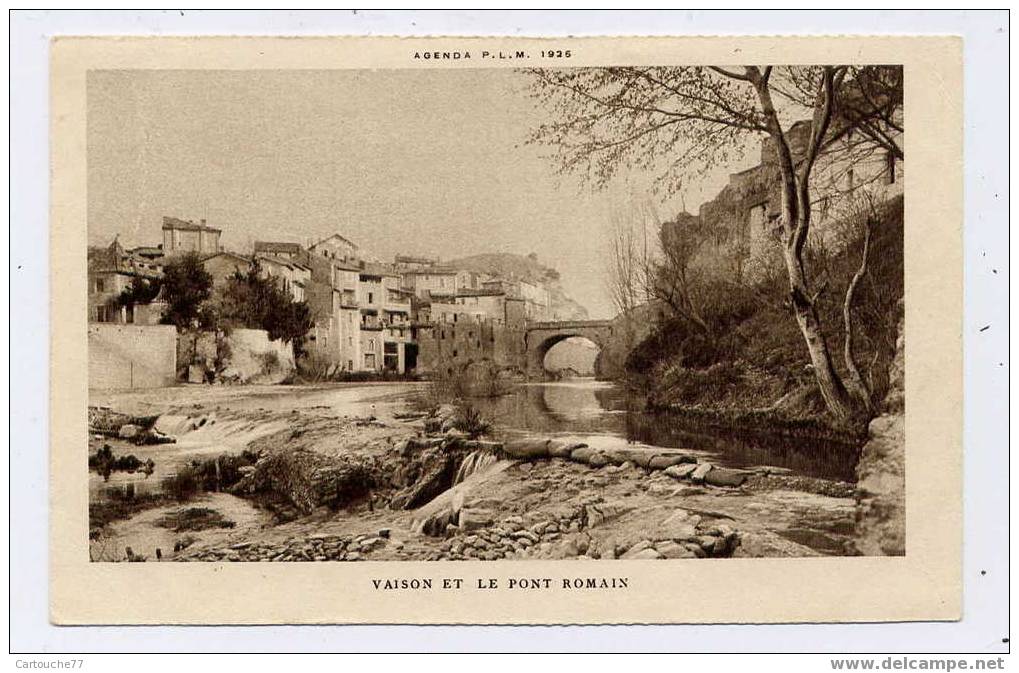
[[257, 350, 281, 375], [452, 405, 491, 439]]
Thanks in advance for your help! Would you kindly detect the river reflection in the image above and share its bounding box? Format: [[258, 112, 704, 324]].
[[468, 379, 860, 482]]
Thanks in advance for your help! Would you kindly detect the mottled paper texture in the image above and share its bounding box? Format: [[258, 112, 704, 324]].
[[52, 35, 961, 624]]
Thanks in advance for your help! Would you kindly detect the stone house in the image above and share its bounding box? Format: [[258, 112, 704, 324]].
[[87, 238, 165, 324], [309, 233, 364, 265], [254, 254, 311, 303], [200, 251, 251, 291], [401, 267, 459, 299], [162, 216, 222, 256]]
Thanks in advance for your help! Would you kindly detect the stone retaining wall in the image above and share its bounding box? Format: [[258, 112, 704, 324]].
[[88, 323, 177, 389]]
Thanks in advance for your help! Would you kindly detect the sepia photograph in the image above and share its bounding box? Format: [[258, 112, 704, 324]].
[[84, 62, 906, 566], [9, 7, 1005, 655]]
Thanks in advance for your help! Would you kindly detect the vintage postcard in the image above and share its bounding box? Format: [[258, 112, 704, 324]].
[[51, 35, 962, 624]]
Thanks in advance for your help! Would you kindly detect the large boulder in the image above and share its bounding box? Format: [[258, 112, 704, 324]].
[[854, 307, 905, 556], [854, 414, 905, 555], [664, 463, 698, 480], [389, 452, 458, 511], [117, 424, 141, 440], [690, 463, 713, 483], [648, 454, 697, 470], [548, 440, 585, 458], [704, 467, 749, 487], [230, 449, 376, 514], [503, 439, 550, 460], [569, 446, 598, 463]]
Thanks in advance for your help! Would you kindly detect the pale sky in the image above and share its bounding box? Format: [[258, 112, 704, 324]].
[[87, 69, 750, 318]]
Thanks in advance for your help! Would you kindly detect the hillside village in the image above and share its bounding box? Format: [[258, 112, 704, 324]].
[[87, 218, 589, 383]]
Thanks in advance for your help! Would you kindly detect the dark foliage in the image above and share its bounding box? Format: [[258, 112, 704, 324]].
[[114, 275, 162, 308], [154, 507, 236, 532], [88, 444, 155, 480], [218, 260, 314, 355], [452, 405, 491, 439], [159, 253, 216, 329]]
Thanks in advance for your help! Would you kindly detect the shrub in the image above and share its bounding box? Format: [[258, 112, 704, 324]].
[[452, 405, 491, 439], [257, 350, 281, 375]]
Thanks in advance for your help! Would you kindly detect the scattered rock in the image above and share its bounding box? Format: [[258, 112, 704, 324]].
[[458, 508, 494, 532], [655, 540, 697, 559], [620, 540, 652, 559]]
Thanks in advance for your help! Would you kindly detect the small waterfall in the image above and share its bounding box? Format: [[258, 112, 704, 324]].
[[453, 449, 500, 485]]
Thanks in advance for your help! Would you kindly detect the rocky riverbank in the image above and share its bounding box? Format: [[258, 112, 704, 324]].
[[89, 385, 860, 562]]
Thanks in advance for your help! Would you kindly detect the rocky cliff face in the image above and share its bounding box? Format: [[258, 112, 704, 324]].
[[853, 303, 905, 555], [447, 253, 589, 321]]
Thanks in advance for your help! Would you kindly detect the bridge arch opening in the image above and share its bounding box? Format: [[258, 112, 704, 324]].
[[542, 336, 600, 379], [524, 320, 614, 380]]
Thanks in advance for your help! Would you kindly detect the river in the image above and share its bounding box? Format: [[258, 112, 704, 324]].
[[461, 378, 859, 482], [90, 377, 858, 505], [89, 379, 859, 560]]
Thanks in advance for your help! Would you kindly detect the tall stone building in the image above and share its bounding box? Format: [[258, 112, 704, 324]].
[[161, 216, 222, 256]]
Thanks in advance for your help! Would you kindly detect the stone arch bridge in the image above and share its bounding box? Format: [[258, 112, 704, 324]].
[[523, 320, 616, 379]]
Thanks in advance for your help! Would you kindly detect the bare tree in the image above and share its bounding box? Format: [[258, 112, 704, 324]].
[[527, 65, 902, 420], [647, 212, 713, 337], [605, 210, 645, 323]]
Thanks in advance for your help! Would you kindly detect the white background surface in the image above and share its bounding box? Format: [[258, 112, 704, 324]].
[[9, 9, 1010, 653]]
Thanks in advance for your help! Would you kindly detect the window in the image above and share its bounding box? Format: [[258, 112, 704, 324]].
[[95, 278, 105, 293], [368, 338, 376, 351], [368, 292, 374, 304]]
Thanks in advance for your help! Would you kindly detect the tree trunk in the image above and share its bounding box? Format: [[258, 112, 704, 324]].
[[782, 245, 857, 421], [750, 65, 860, 422], [842, 224, 875, 412]]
